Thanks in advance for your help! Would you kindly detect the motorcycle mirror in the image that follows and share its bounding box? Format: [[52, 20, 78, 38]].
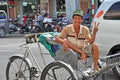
[[22, 18, 24, 20], [18, 15, 20, 18], [9, 18, 12, 20]]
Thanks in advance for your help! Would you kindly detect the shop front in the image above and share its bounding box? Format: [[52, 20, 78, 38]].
[[22, 0, 40, 18], [8, 0, 40, 21], [48, 0, 65, 19], [7, 0, 101, 23], [48, 0, 88, 22], [49, 0, 81, 22]]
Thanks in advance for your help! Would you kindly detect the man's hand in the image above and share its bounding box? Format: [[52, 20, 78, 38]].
[[63, 39, 69, 51], [93, 22, 99, 33], [80, 52, 87, 61]]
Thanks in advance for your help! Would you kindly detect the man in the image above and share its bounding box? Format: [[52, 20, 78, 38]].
[[55, 9, 99, 71], [37, 13, 43, 21], [62, 13, 69, 26], [83, 9, 90, 24]]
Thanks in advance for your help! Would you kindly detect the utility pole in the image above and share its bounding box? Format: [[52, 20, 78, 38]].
[[89, 0, 99, 22]]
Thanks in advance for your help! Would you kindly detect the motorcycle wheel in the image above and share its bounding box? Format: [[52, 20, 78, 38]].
[[34, 27, 40, 33], [19, 29, 25, 34]]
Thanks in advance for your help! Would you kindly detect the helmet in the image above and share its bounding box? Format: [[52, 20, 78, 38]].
[[73, 9, 83, 17]]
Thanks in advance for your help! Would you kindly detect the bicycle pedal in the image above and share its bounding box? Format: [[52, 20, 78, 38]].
[[34, 74, 39, 78], [87, 68, 101, 75]]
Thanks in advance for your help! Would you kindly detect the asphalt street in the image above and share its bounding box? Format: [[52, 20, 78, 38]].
[[0, 33, 119, 80]]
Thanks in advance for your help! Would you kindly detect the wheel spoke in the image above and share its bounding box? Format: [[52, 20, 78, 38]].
[[6, 57, 31, 80], [41, 62, 76, 80]]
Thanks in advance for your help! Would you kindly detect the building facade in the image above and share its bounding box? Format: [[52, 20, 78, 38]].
[[47, 0, 90, 22], [0, 0, 101, 22], [8, 0, 40, 19], [45, 0, 101, 22]]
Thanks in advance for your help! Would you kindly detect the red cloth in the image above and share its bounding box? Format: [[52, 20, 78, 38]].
[[23, 16, 27, 24]]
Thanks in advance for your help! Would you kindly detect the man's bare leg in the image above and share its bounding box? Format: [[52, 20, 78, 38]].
[[92, 43, 99, 70]]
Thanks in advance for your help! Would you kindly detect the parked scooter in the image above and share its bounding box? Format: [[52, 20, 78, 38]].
[[14, 19, 27, 34], [43, 14, 55, 32], [9, 15, 28, 34], [9, 18, 20, 34], [54, 21, 63, 32], [52, 18, 64, 32], [32, 20, 44, 33], [19, 18, 34, 34]]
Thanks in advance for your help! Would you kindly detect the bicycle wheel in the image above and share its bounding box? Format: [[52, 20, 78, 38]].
[[6, 56, 32, 80], [108, 52, 120, 78], [40, 61, 77, 80]]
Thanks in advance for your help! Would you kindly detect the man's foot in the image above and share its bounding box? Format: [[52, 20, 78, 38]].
[[87, 68, 101, 75], [94, 66, 99, 71]]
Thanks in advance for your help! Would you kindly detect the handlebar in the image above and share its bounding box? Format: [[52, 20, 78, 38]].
[[23, 33, 41, 44]]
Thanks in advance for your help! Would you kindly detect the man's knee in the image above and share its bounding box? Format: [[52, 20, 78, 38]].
[[91, 43, 98, 50], [91, 43, 99, 55]]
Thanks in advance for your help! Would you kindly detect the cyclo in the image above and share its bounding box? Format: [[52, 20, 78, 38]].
[[6, 32, 120, 80]]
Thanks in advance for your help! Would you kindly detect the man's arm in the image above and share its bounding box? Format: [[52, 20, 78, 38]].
[[86, 22, 99, 44], [55, 37, 87, 60]]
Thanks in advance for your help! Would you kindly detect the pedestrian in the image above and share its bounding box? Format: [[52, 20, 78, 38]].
[[23, 15, 27, 25], [43, 14, 53, 32], [37, 13, 44, 31], [83, 9, 90, 24], [43, 14, 52, 23], [37, 13, 43, 21], [61, 13, 69, 26], [43, 11, 49, 18], [55, 9, 100, 72], [34, 12, 38, 21]]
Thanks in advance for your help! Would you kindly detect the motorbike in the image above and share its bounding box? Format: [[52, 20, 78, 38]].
[[32, 20, 44, 33], [43, 22, 55, 32], [31, 18, 64, 33], [52, 18, 64, 32], [9, 18, 20, 34], [8, 15, 29, 34], [19, 18, 34, 34], [53, 21, 63, 32], [14, 18, 27, 34]]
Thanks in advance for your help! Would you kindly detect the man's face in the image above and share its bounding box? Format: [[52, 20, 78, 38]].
[[73, 15, 83, 26]]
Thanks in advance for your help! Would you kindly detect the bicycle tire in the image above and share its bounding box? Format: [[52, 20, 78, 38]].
[[111, 53, 120, 78], [40, 61, 77, 80], [6, 56, 32, 80]]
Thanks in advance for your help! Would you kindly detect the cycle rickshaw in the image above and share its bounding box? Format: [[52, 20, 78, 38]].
[[6, 32, 120, 80]]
